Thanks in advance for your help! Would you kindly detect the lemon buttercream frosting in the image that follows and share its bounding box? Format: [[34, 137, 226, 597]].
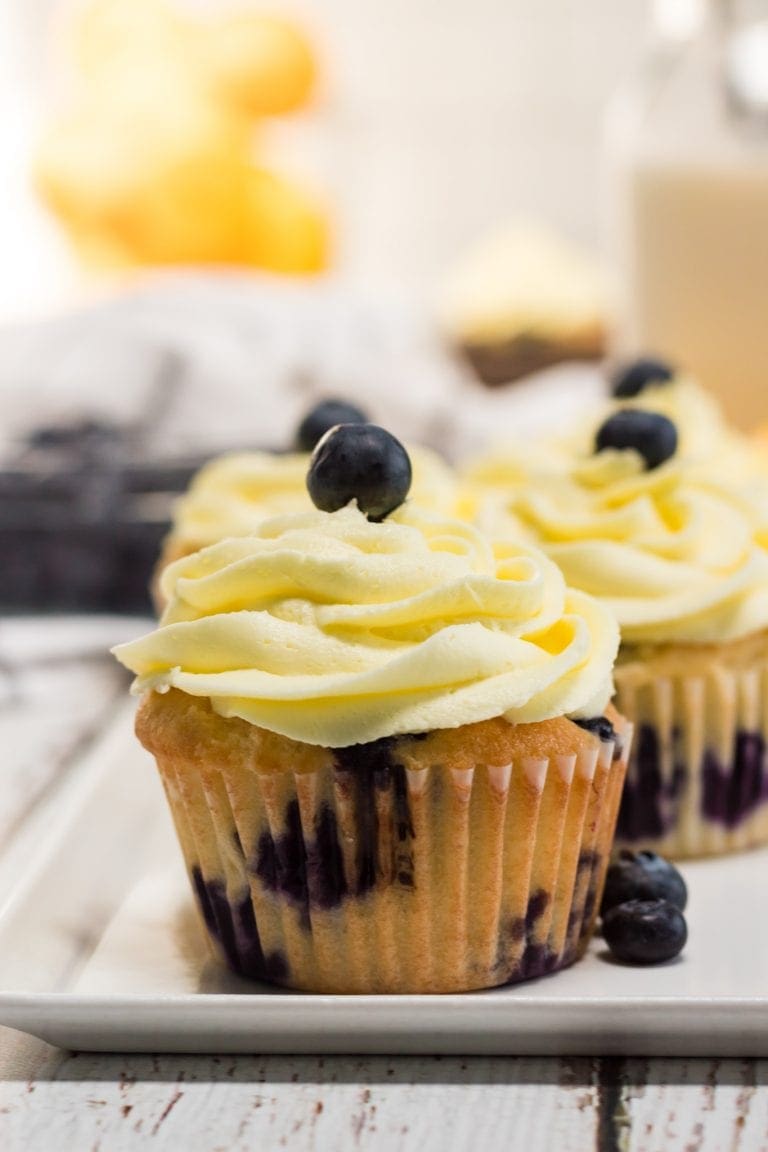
[[167, 444, 460, 552], [480, 446, 768, 646], [115, 503, 619, 746]]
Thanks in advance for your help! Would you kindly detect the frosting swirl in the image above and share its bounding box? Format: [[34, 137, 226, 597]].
[[461, 377, 736, 499], [114, 504, 618, 746], [482, 447, 768, 645], [168, 445, 459, 551], [601, 376, 732, 462]]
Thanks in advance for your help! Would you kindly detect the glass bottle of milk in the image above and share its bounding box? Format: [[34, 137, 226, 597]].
[[608, 0, 768, 429]]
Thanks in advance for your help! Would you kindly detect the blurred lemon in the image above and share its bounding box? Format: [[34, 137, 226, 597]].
[[36, 0, 329, 273], [198, 12, 317, 117], [246, 168, 329, 273]]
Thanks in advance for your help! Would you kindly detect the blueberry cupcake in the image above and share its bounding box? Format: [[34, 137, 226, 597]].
[[477, 400, 768, 859], [114, 426, 630, 994]]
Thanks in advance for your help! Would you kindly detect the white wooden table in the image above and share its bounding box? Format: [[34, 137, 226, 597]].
[[1, 618, 768, 1152]]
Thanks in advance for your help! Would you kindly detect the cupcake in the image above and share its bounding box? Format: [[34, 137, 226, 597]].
[[114, 425, 630, 993], [438, 221, 608, 387], [474, 395, 768, 859]]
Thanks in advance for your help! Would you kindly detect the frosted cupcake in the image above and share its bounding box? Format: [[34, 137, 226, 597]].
[[438, 221, 608, 385], [478, 402, 768, 859], [115, 425, 630, 994]]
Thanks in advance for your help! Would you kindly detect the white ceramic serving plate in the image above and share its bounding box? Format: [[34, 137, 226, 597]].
[[0, 704, 766, 1056]]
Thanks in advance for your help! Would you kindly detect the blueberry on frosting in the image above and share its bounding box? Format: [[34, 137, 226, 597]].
[[611, 357, 674, 399], [306, 423, 412, 521], [595, 409, 678, 471], [296, 398, 369, 452]]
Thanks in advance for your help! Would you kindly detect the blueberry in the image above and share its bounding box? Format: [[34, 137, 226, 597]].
[[295, 399, 369, 452], [595, 409, 678, 470], [573, 715, 616, 743], [306, 424, 412, 522], [602, 898, 687, 964], [611, 357, 675, 399], [601, 850, 687, 916]]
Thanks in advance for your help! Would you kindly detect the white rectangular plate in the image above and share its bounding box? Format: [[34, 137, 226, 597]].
[[1, 705, 766, 1056]]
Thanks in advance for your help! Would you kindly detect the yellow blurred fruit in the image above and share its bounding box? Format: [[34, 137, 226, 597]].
[[246, 168, 329, 273], [36, 88, 252, 264], [36, 0, 328, 272], [199, 13, 317, 117]]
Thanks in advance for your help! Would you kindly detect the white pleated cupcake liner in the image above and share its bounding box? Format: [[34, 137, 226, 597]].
[[614, 657, 768, 858], [155, 724, 631, 994]]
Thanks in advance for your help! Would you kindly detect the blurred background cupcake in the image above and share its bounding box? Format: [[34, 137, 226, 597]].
[[468, 368, 768, 858]]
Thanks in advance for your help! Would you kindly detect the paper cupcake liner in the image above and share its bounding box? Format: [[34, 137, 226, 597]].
[[153, 722, 631, 994], [614, 656, 768, 858]]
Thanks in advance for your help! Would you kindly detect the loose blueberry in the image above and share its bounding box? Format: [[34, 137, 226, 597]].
[[306, 423, 412, 522], [611, 357, 675, 399], [595, 409, 678, 470], [295, 399, 369, 453], [601, 850, 687, 916], [573, 715, 616, 743], [602, 898, 687, 964]]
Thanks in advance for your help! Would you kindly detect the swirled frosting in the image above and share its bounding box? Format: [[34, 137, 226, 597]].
[[167, 445, 459, 551], [481, 447, 768, 646], [114, 504, 619, 746], [461, 377, 736, 498], [594, 376, 732, 462]]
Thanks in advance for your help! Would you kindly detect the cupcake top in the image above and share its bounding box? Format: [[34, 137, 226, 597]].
[[608, 371, 731, 462], [438, 221, 607, 347], [457, 368, 732, 523], [481, 421, 768, 647], [603, 365, 768, 499], [462, 373, 736, 495], [114, 503, 619, 747], [165, 444, 460, 553]]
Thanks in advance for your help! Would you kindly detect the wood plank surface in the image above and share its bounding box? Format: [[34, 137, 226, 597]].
[[0, 619, 137, 851], [2, 1041, 768, 1152]]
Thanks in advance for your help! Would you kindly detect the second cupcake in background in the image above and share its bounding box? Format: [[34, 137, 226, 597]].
[[468, 359, 768, 859], [153, 398, 460, 608], [116, 425, 631, 994], [153, 398, 460, 612]]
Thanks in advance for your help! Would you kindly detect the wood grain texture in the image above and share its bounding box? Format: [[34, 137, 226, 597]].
[[0, 619, 133, 850], [2, 1046, 768, 1152], [617, 1058, 768, 1152], [0, 1049, 609, 1152]]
